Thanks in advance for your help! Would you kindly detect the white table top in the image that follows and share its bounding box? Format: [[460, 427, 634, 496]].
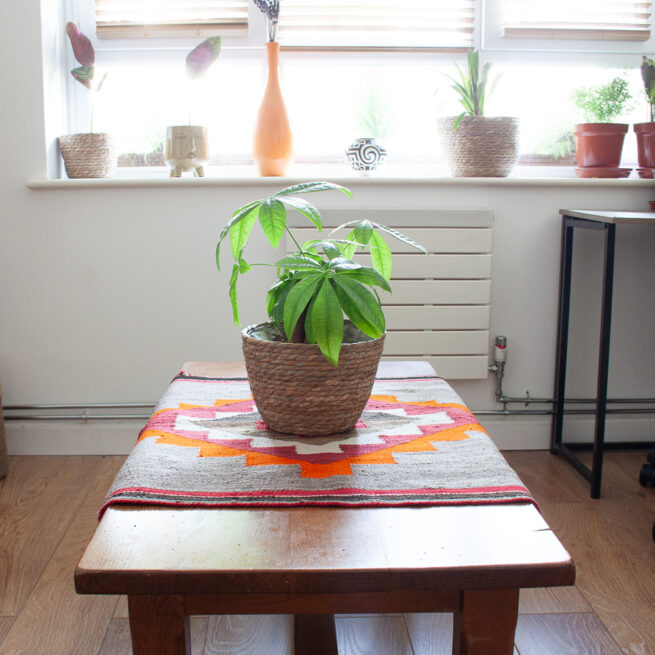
[[560, 209, 655, 224]]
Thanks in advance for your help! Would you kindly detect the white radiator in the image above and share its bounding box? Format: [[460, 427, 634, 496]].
[[287, 209, 493, 380]]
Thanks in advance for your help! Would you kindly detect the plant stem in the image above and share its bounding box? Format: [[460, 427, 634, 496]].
[[291, 307, 307, 343], [90, 89, 95, 133], [286, 226, 303, 252]]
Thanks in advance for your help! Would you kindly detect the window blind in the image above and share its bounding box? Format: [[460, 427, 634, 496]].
[[95, 0, 249, 39], [502, 0, 651, 41], [277, 0, 475, 51]]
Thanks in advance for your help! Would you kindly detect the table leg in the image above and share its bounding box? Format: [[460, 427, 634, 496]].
[[295, 614, 338, 655], [452, 589, 519, 655], [128, 595, 191, 655]]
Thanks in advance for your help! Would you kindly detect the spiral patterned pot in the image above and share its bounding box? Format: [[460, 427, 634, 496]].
[[346, 138, 387, 172]]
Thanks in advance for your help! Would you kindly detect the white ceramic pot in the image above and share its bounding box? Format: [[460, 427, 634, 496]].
[[164, 126, 209, 177]]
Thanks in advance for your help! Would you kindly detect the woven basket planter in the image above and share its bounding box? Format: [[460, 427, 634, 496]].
[[242, 323, 385, 435], [438, 116, 519, 177], [58, 133, 116, 179]]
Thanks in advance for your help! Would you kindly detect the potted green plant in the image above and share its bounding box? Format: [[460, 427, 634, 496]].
[[572, 76, 633, 177], [58, 22, 114, 179], [216, 181, 427, 435], [634, 56, 655, 177], [437, 50, 519, 177], [164, 36, 221, 178]]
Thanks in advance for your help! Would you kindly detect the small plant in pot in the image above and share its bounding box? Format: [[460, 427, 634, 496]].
[[165, 37, 222, 178], [437, 50, 519, 177], [634, 56, 655, 177], [58, 22, 114, 179], [216, 181, 427, 436], [572, 76, 633, 177]]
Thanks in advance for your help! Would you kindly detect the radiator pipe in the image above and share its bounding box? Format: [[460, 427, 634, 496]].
[[489, 335, 655, 410]]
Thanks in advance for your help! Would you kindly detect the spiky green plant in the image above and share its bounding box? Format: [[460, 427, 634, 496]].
[[445, 50, 498, 129]]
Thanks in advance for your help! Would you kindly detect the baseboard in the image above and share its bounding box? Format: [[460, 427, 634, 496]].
[[6, 420, 141, 455], [5, 414, 655, 455]]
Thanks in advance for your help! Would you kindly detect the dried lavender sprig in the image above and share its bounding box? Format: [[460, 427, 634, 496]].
[[253, 0, 279, 41]]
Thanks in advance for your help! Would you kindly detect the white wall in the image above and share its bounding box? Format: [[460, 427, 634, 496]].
[[2, 2, 654, 453]]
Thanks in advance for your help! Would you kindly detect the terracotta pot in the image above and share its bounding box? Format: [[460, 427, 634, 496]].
[[58, 133, 115, 179], [437, 116, 519, 177], [573, 123, 628, 168], [634, 122, 655, 169], [253, 42, 293, 177]]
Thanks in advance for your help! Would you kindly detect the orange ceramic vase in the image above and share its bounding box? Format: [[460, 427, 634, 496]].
[[253, 42, 293, 176]]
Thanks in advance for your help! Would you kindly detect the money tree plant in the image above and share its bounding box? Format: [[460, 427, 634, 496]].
[[216, 182, 427, 366]]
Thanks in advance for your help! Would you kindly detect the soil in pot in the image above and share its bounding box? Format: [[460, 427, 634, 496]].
[[242, 322, 385, 436]]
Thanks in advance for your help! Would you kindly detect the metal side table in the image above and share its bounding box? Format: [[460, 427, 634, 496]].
[[551, 210, 655, 498]]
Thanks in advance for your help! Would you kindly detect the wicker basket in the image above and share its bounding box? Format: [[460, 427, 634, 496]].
[[242, 323, 385, 435], [58, 133, 116, 179], [437, 116, 519, 177]]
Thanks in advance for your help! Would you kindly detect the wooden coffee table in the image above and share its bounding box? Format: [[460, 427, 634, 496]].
[[75, 361, 574, 655]]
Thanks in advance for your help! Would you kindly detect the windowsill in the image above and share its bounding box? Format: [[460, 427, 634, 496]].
[[28, 165, 655, 189]]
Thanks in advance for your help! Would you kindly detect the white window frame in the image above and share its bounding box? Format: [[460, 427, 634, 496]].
[[481, 0, 655, 62]]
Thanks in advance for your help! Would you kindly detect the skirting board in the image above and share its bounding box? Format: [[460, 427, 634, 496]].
[[5, 414, 655, 456]]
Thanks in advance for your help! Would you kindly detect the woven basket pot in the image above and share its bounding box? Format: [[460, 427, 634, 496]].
[[242, 323, 385, 435], [437, 116, 519, 177], [58, 133, 116, 179]]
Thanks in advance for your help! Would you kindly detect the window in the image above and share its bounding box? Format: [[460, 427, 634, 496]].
[[277, 0, 475, 51], [94, 0, 250, 39], [502, 0, 651, 42], [58, 0, 654, 177]]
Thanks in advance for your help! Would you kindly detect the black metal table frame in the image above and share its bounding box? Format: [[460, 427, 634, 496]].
[[551, 214, 616, 498]]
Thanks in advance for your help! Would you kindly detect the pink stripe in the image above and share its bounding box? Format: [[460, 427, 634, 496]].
[[99, 495, 536, 519], [107, 484, 530, 500]]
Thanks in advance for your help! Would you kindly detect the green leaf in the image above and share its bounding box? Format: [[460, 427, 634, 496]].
[[321, 241, 341, 260], [216, 200, 261, 270], [374, 223, 429, 254], [238, 256, 251, 274], [229, 204, 259, 261], [270, 279, 294, 325], [353, 219, 374, 245], [277, 196, 323, 231], [327, 257, 363, 272], [283, 274, 323, 341], [228, 264, 240, 326], [274, 181, 352, 198], [311, 279, 344, 366], [266, 278, 289, 316], [332, 277, 385, 338], [274, 254, 323, 271], [258, 198, 286, 248], [335, 265, 392, 292], [369, 230, 393, 280], [328, 220, 359, 236], [341, 231, 357, 259]]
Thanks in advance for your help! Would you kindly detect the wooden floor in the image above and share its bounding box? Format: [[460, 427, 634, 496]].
[[0, 450, 653, 655]]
